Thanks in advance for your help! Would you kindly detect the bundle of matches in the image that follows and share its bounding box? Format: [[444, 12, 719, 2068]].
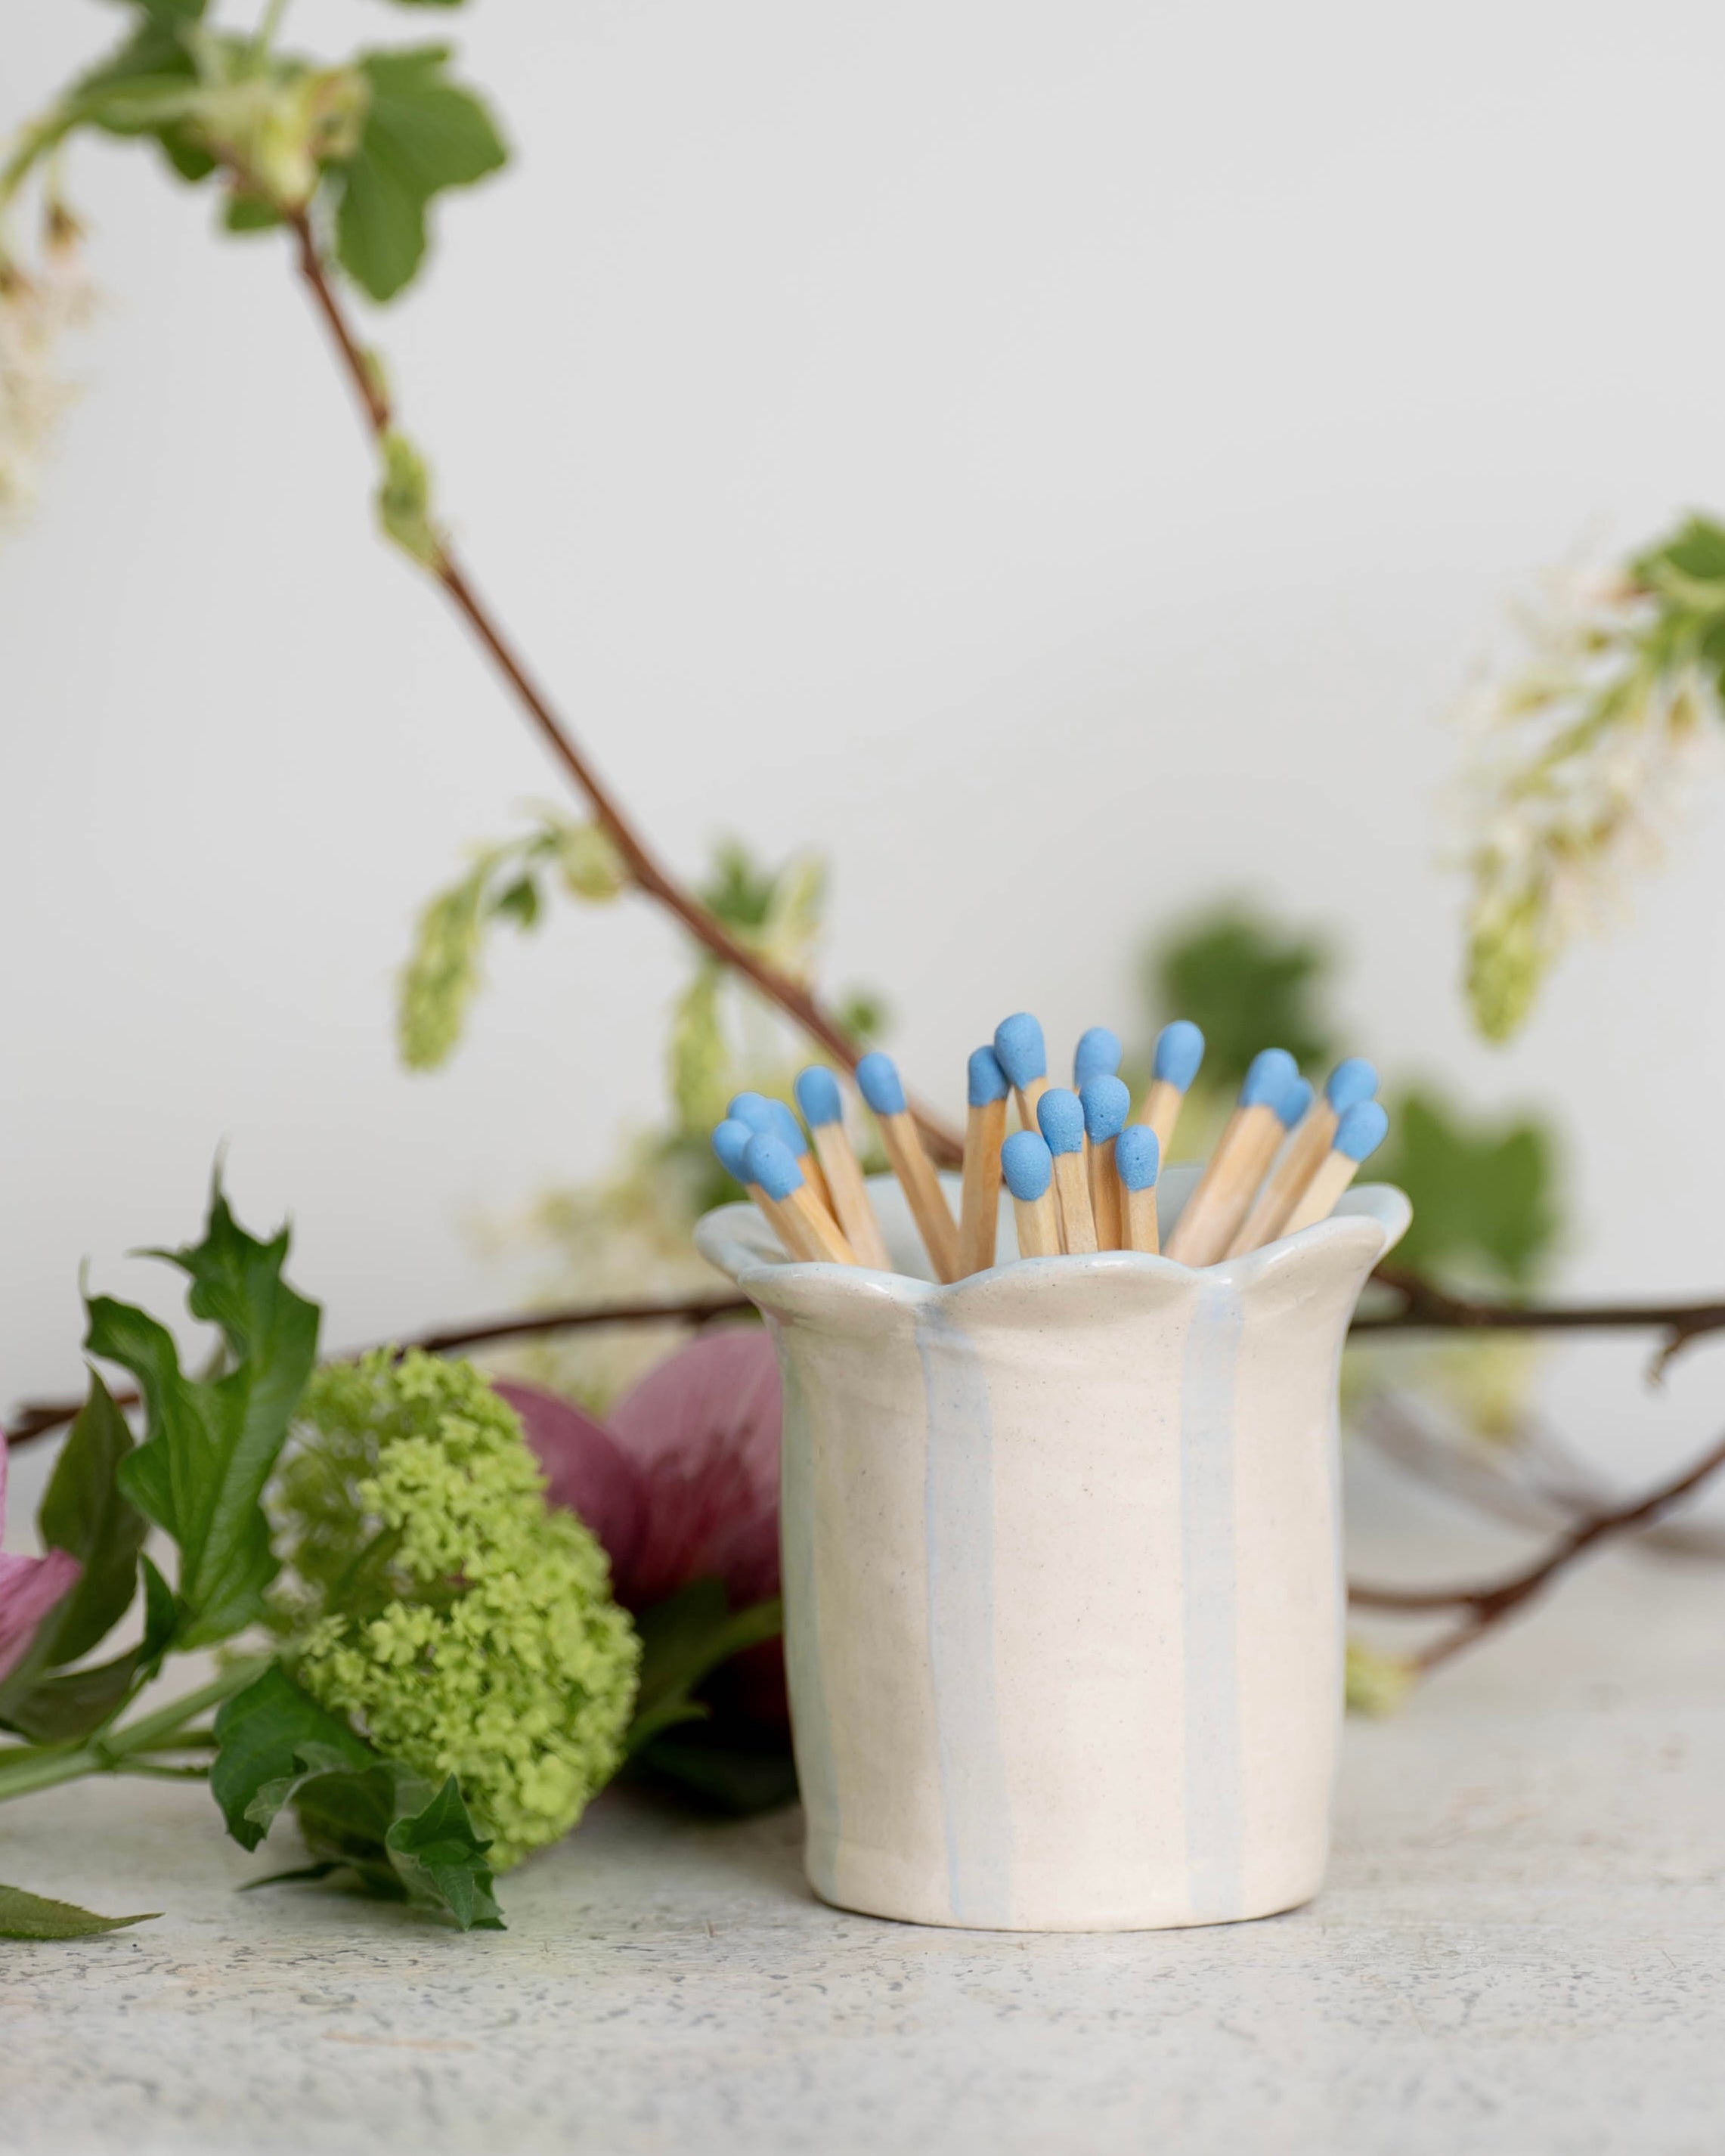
[[709, 1013, 1387, 1278]]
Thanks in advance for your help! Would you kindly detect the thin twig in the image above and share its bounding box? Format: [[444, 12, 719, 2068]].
[[4, 1291, 754, 1447], [284, 209, 963, 1166], [1349, 1421, 1725, 1669], [1357, 1264, 1725, 1374]]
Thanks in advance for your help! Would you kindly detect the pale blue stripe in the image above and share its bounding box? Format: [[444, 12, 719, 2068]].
[[779, 1350, 840, 1892], [1180, 1278, 1245, 1920], [916, 1307, 1014, 1928]]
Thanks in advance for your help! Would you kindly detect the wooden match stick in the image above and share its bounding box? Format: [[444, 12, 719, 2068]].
[[794, 1065, 892, 1270], [1002, 1130, 1061, 1258], [1165, 1049, 1302, 1268], [743, 1133, 858, 1265], [1228, 1058, 1377, 1256], [856, 1052, 962, 1283], [1281, 1101, 1389, 1237], [712, 1118, 798, 1262], [1036, 1089, 1097, 1254], [1079, 1073, 1131, 1250], [994, 1011, 1051, 1132], [959, 1045, 1009, 1275], [1115, 1124, 1161, 1253], [729, 1090, 835, 1219], [1073, 1026, 1123, 1090], [1138, 1020, 1205, 1163]]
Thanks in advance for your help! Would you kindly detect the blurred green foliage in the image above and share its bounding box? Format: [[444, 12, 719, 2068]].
[[1147, 903, 1562, 1292], [1149, 905, 1336, 1087]]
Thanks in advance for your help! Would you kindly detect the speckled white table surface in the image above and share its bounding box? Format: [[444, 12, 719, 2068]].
[[3, 1538, 1723, 2156]]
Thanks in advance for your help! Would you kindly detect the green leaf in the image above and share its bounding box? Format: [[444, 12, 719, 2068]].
[[375, 429, 441, 566], [89, 1182, 319, 1650], [33, 1374, 147, 1670], [223, 194, 284, 234], [331, 46, 506, 302], [1634, 515, 1725, 591], [210, 1663, 371, 1851], [1148, 905, 1336, 1089], [212, 1666, 502, 1928], [1375, 1086, 1560, 1290], [489, 875, 540, 930], [386, 1776, 503, 1930], [0, 1649, 147, 1746], [0, 1883, 157, 1941], [95, 0, 206, 23], [627, 1582, 784, 1754]]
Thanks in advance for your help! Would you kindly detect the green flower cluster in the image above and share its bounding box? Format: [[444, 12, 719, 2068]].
[[270, 1349, 640, 1869]]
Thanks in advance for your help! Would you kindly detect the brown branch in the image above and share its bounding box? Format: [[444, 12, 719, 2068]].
[[1356, 1263, 1725, 1358], [4, 1292, 754, 1448], [1348, 1420, 1725, 1670], [284, 210, 962, 1166]]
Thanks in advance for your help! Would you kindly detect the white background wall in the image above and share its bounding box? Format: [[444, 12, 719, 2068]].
[[5, 0, 1725, 1478]]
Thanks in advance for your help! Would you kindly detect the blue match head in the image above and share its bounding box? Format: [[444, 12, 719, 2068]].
[[1079, 1073, 1131, 1143], [794, 1065, 844, 1129], [1274, 1076, 1315, 1129], [1335, 1099, 1389, 1163], [1240, 1047, 1298, 1109], [1073, 1026, 1123, 1089], [1114, 1123, 1160, 1191], [743, 1132, 804, 1201], [766, 1099, 810, 1157], [993, 1013, 1047, 1090], [1325, 1057, 1378, 1113], [1036, 1086, 1085, 1156], [711, 1119, 754, 1183], [967, 1045, 1008, 1107], [727, 1092, 776, 1135], [854, 1050, 906, 1117], [1001, 1129, 1053, 1202], [1153, 1020, 1205, 1092]]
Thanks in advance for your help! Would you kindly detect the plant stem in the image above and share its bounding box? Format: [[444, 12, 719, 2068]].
[[0, 1745, 102, 1801], [283, 208, 963, 1166], [1349, 1421, 1725, 1668], [101, 1659, 271, 1758], [0, 1659, 268, 1804]]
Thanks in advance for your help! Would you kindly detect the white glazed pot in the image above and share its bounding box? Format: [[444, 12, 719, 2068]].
[[695, 1163, 1410, 1934]]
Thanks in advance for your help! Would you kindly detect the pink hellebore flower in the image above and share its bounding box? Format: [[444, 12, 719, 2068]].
[[0, 1432, 80, 1687], [498, 1327, 785, 1721]]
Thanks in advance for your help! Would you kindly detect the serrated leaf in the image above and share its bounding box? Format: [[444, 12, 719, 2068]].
[[1148, 906, 1336, 1089], [215, 1666, 502, 1929], [1375, 1086, 1560, 1290], [90, 1184, 319, 1650], [0, 1883, 158, 1941], [33, 1375, 147, 1670], [331, 46, 505, 301], [386, 1776, 503, 1930], [211, 1663, 372, 1851]]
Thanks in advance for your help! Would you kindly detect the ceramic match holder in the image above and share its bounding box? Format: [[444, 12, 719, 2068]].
[[695, 1161, 1411, 1934]]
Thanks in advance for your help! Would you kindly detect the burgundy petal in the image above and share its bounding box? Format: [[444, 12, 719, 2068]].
[[606, 1329, 782, 1611], [0, 1435, 82, 1686], [495, 1382, 647, 1593]]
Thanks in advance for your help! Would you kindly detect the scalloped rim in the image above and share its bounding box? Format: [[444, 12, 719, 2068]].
[[695, 1164, 1411, 1308]]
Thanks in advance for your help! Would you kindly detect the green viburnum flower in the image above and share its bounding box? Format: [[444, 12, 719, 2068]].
[[269, 1349, 640, 1869]]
